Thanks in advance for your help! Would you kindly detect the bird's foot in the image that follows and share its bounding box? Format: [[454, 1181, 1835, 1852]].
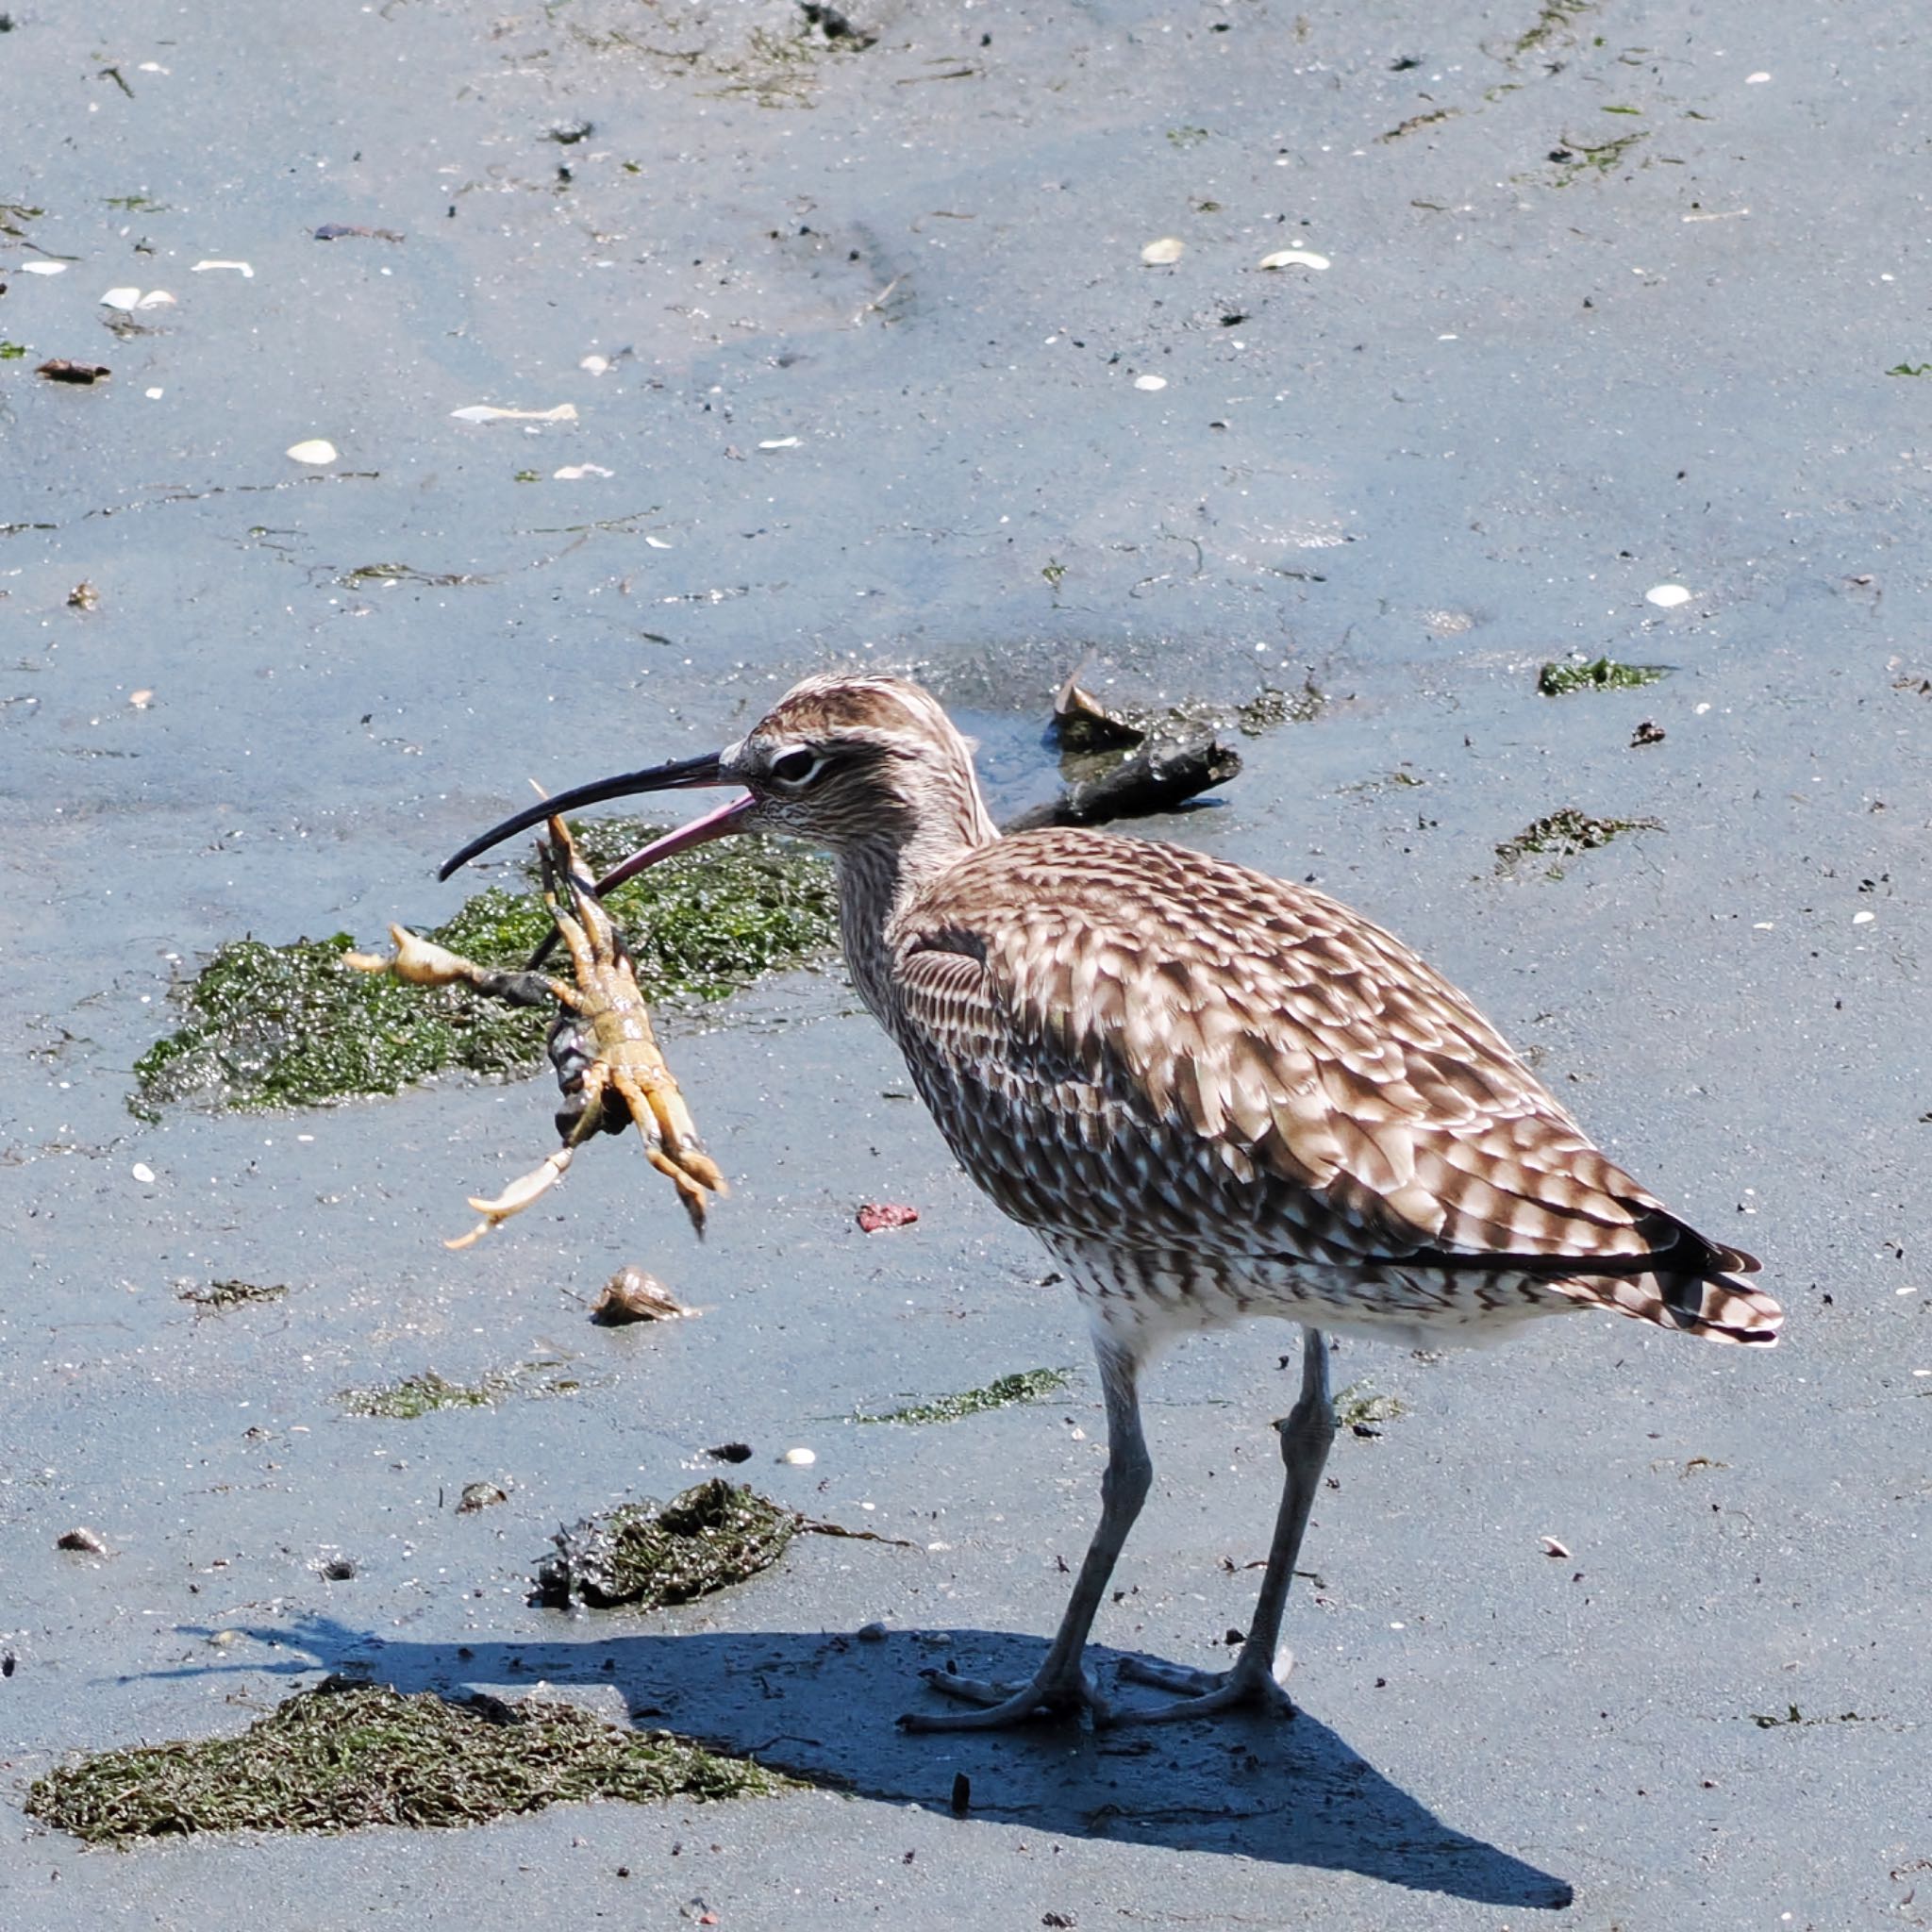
[[1109, 1647, 1296, 1724], [898, 1661, 1107, 1732]]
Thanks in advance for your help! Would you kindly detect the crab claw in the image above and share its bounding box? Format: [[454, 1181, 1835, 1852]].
[[342, 924, 477, 988], [442, 1146, 575, 1250]]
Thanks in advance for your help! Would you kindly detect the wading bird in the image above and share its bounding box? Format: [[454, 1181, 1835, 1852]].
[[441, 675, 1779, 1729]]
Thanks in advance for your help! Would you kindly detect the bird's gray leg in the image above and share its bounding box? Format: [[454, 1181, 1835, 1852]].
[[900, 1338, 1151, 1731], [1114, 1324, 1334, 1723]]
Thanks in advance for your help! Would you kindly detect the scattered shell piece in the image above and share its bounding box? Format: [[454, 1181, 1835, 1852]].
[[129, 689, 155, 708], [1540, 1535, 1571, 1559], [1258, 248, 1330, 271], [780, 1446, 817, 1467], [858, 1202, 919, 1233], [285, 439, 339, 466], [591, 1265, 696, 1324], [67, 582, 99, 611], [1645, 583, 1691, 608], [457, 1482, 508, 1513], [130, 1162, 157, 1185], [1745, 71, 1771, 84], [100, 288, 175, 311], [1141, 236, 1186, 266], [757, 436, 800, 449], [1134, 374, 1168, 391], [57, 1527, 109, 1555], [552, 463, 614, 481], [1852, 910, 1875, 925], [21, 261, 68, 276], [144, 387, 164, 400], [450, 402, 577, 425], [644, 535, 673, 550], [191, 259, 255, 276], [36, 359, 110, 385], [579, 354, 610, 375]]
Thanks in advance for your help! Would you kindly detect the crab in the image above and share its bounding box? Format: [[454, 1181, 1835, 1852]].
[[345, 815, 725, 1250]]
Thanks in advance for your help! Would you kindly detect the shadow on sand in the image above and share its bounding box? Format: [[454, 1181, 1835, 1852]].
[[153, 1613, 1573, 1911]]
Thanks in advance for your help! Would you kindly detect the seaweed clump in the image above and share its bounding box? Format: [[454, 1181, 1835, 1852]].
[[132, 819, 834, 1114], [849, 1366, 1072, 1425], [25, 1677, 785, 1843], [535, 1479, 796, 1610], [1494, 808, 1662, 878], [1536, 656, 1667, 696], [339, 1360, 579, 1420]]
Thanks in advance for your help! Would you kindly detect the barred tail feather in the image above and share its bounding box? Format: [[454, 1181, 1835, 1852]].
[[1555, 1222, 1781, 1345]]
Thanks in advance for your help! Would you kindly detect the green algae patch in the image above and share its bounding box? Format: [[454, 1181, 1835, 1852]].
[[340, 1360, 580, 1420], [1336, 1381, 1407, 1436], [535, 1479, 796, 1610], [849, 1366, 1073, 1425], [132, 819, 834, 1115], [1536, 656, 1668, 696], [25, 1676, 787, 1843], [1494, 808, 1663, 879]]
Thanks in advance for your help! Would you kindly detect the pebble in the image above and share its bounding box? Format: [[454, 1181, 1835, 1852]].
[[1141, 236, 1185, 265], [857, 1621, 888, 1643]]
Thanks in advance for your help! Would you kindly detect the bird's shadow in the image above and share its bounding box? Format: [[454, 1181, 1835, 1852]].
[[180, 1613, 1572, 1910]]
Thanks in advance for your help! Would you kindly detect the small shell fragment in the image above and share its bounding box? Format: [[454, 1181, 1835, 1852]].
[[21, 260, 67, 275], [286, 439, 339, 466], [131, 1162, 157, 1185], [1134, 374, 1168, 391], [780, 1446, 817, 1467], [1141, 236, 1186, 266], [591, 1265, 696, 1324], [579, 354, 610, 375], [757, 436, 801, 449], [457, 1481, 509, 1513], [191, 258, 254, 276], [450, 402, 577, 424], [129, 689, 155, 708], [1258, 248, 1331, 271], [1645, 583, 1692, 608], [57, 1527, 110, 1556], [100, 288, 175, 311], [1540, 1535, 1571, 1559], [857, 1202, 919, 1233], [552, 463, 613, 480]]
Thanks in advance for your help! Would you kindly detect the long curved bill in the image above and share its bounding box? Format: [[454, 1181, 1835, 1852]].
[[438, 751, 752, 888]]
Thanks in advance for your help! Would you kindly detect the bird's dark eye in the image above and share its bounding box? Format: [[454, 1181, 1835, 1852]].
[[768, 747, 822, 786]]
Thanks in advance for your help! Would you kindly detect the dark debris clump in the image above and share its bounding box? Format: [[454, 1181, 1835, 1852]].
[[25, 1677, 786, 1843], [535, 1480, 796, 1610]]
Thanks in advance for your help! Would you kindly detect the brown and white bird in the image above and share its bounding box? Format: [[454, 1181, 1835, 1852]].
[[442, 674, 1780, 1729]]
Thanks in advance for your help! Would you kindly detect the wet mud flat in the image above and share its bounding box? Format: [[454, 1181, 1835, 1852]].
[[3, 1, 1930, 1928]]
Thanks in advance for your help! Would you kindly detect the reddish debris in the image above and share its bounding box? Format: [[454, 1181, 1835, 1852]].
[[857, 1202, 919, 1233]]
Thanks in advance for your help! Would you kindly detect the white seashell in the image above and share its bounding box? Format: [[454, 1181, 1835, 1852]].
[[449, 403, 577, 424], [551, 463, 613, 480], [21, 261, 67, 275], [780, 1446, 817, 1466], [191, 259, 254, 276], [1141, 236, 1185, 266], [579, 354, 610, 375], [285, 439, 339, 465], [758, 436, 800, 449], [137, 290, 176, 309], [101, 287, 143, 309], [1645, 583, 1692, 608], [1134, 374, 1168, 391], [131, 1162, 157, 1184], [1258, 249, 1330, 271]]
